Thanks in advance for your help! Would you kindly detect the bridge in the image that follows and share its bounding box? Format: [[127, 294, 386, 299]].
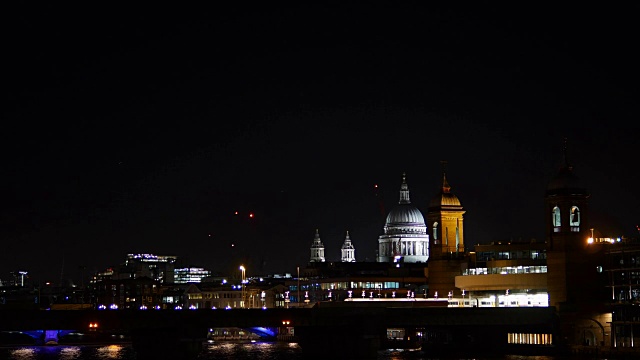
[[0, 305, 561, 359]]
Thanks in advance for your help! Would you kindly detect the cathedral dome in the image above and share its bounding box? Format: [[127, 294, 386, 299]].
[[385, 203, 426, 225], [378, 173, 429, 264]]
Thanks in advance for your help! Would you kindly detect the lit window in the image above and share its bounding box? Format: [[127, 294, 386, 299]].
[[570, 206, 580, 226], [552, 206, 561, 227]]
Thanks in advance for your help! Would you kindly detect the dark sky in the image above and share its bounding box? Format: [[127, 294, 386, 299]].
[[2, 4, 639, 284]]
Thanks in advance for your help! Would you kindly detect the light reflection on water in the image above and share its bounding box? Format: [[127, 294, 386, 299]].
[[58, 346, 81, 360], [95, 345, 125, 359], [8, 347, 36, 360], [2, 344, 134, 360], [2, 342, 306, 360], [199, 341, 304, 359], [0, 343, 581, 360]]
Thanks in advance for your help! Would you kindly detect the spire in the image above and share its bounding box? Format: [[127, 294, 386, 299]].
[[562, 137, 573, 171], [342, 231, 353, 248], [399, 172, 411, 204], [546, 138, 586, 194], [312, 229, 322, 246], [440, 160, 451, 194]]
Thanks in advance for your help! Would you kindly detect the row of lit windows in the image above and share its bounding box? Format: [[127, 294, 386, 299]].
[[447, 296, 548, 308], [318, 282, 401, 290], [291, 283, 323, 292], [124, 296, 153, 303], [508, 333, 552, 345], [174, 268, 211, 284], [475, 251, 546, 261], [464, 266, 547, 275]]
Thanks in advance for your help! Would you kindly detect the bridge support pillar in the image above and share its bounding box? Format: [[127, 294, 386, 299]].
[[131, 326, 206, 360], [43, 330, 59, 345]]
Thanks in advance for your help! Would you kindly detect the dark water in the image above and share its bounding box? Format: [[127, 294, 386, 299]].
[[0, 342, 591, 360]]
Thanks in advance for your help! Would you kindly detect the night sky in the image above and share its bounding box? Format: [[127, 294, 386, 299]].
[[2, 4, 639, 284]]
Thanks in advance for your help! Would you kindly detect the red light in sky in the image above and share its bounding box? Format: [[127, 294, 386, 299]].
[[235, 211, 238, 215], [249, 213, 254, 218], [374, 184, 378, 188]]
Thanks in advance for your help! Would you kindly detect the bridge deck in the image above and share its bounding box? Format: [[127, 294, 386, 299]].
[[0, 306, 558, 332]]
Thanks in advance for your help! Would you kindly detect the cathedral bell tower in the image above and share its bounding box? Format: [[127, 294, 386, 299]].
[[545, 139, 606, 311], [341, 231, 356, 262], [309, 229, 326, 263]]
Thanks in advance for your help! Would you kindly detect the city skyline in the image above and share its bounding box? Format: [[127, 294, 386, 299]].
[[2, 4, 638, 284]]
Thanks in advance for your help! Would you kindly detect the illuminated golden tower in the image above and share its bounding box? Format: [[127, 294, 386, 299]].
[[426, 161, 465, 259], [426, 161, 467, 298]]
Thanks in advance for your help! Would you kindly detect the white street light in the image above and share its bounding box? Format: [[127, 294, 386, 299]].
[[239, 265, 246, 308]]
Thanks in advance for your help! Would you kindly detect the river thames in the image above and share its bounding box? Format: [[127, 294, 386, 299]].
[[0, 342, 610, 360]]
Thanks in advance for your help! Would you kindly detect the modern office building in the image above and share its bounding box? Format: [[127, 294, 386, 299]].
[[455, 240, 548, 307], [112, 253, 177, 285], [174, 267, 212, 284], [604, 238, 640, 347], [92, 276, 163, 310]]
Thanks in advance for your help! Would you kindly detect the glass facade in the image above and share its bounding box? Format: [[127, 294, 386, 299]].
[[174, 267, 211, 284], [464, 266, 547, 275]]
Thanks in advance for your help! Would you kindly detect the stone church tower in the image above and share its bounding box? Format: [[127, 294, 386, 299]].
[[309, 229, 326, 263], [426, 161, 465, 258], [545, 139, 608, 311], [341, 231, 356, 262], [426, 161, 467, 298]]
